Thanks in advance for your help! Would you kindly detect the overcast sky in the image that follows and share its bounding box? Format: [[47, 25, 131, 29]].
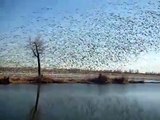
[[0, 0, 160, 72]]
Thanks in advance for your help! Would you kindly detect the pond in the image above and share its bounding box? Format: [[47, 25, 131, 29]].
[[0, 84, 160, 120]]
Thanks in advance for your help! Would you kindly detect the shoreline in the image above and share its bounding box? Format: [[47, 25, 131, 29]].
[[1, 74, 160, 85], [1, 67, 160, 85]]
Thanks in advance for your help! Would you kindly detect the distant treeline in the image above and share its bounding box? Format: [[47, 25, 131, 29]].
[[0, 67, 160, 75]]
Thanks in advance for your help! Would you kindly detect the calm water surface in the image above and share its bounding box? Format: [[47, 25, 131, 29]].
[[0, 84, 160, 120]]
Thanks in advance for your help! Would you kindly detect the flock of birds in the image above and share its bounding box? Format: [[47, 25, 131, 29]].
[[0, 0, 160, 70]]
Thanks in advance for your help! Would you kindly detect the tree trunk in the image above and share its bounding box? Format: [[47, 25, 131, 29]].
[[37, 54, 41, 78], [31, 54, 41, 120], [34, 54, 41, 110]]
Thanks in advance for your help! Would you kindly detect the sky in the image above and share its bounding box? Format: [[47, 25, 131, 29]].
[[0, 0, 160, 73]]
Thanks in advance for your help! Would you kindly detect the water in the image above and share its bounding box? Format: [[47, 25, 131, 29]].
[[0, 84, 160, 120]]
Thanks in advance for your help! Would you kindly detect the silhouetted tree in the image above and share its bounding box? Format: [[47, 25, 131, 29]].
[[27, 35, 46, 120], [27, 35, 45, 78]]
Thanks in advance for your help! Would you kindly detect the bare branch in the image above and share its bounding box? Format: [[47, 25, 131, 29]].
[[31, 47, 38, 57], [26, 35, 46, 57]]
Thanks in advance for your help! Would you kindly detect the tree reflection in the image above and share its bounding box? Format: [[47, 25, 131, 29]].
[[29, 77, 41, 120]]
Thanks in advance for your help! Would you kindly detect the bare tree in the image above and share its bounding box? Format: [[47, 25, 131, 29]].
[[27, 35, 46, 120], [27, 35, 45, 78]]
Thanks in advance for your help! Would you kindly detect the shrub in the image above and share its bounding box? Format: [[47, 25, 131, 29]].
[[112, 76, 128, 84], [0, 76, 10, 84], [89, 73, 108, 84]]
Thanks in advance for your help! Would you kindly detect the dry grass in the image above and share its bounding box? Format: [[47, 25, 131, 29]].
[[1, 67, 160, 84]]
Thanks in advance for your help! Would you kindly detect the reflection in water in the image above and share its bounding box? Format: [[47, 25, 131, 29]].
[[0, 84, 160, 120], [29, 83, 41, 120]]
